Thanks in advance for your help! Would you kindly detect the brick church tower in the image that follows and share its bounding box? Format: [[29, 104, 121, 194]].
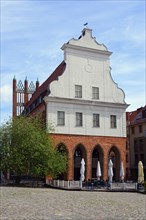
[[12, 76, 39, 117]]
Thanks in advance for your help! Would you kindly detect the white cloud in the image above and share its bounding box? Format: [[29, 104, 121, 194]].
[[0, 84, 12, 104]]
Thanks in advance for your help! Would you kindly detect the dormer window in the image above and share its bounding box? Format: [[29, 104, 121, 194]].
[[75, 85, 82, 98]]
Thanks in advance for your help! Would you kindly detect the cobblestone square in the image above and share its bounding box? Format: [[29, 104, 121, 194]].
[[0, 187, 145, 220]]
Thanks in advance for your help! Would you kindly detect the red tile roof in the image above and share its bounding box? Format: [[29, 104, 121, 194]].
[[126, 111, 139, 123], [25, 61, 66, 108]]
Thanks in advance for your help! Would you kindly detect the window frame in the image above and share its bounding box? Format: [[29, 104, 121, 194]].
[[110, 115, 117, 128], [76, 112, 83, 127], [92, 87, 99, 100], [75, 85, 82, 98], [93, 113, 100, 127], [57, 111, 65, 126], [131, 127, 135, 134], [139, 125, 142, 133]]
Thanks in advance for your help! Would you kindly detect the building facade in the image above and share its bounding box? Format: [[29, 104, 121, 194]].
[[13, 28, 128, 181], [127, 106, 146, 181]]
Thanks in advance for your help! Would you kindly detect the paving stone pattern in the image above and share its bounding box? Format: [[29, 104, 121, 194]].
[[0, 187, 145, 220]]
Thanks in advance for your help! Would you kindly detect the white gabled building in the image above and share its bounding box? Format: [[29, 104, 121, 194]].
[[20, 27, 129, 181], [45, 28, 127, 139]]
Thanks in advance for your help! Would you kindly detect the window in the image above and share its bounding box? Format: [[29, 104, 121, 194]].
[[126, 141, 129, 150], [93, 114, 100, 127], [139, 139, 144, 152], [92, 87, 99, 99], [139, 125, 142, 133], [135, 154, 138, 166], [131, 127, 135, 134], [126, 154, 129, 163], [57, 111, 65, 125], [75, 85, 82, 98], [76, 112, 83, 126], [134, 140, 138, 153], [110, 115, 117, 128]]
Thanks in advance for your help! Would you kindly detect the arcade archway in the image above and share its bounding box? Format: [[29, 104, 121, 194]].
[[74, 144, 86, 180], [108, 146, 120, 181], [56, 143, 68, 180], [92, 145, 104, 179]]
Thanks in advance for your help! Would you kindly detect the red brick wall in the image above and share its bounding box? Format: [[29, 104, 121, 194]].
[[24, 79, 28, 105], [13, 78, 17, 117], [50, 134, 126, 181]]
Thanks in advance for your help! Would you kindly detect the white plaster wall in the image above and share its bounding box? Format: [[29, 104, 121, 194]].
[[46, 99, 127, 137], [45, 28, 128, 137], [49, 49, 125, 103]]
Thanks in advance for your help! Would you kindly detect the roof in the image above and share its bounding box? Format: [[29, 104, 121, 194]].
[[126, 106, 146, 125], [25, 61, 66, 108]]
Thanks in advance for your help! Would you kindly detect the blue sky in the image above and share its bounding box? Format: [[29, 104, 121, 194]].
[[0, 0, 146, 124]]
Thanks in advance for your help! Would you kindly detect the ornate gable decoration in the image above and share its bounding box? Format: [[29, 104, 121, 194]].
[[28, 81, 36, 94], [16, 80, 24, 92]]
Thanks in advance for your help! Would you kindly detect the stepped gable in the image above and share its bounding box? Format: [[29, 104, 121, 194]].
[[25, 61, 66, 108]]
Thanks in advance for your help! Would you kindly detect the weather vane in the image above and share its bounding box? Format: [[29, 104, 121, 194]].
[[84, 22, 88, 27]]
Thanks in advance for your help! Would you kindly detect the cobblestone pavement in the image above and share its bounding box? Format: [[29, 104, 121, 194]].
[[0, 187, 145, 220]]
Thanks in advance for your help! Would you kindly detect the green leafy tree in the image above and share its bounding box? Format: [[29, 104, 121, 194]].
[[0, 116, 67, 182]]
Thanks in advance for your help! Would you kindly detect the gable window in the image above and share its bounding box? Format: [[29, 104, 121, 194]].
[[92, 87, 99, 99], [75, 85, 82, 98], [57, 111, 65, 125], [76, 112, 83, 126], [93, 114, 100, 127], [110, 115, 117, 128]]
